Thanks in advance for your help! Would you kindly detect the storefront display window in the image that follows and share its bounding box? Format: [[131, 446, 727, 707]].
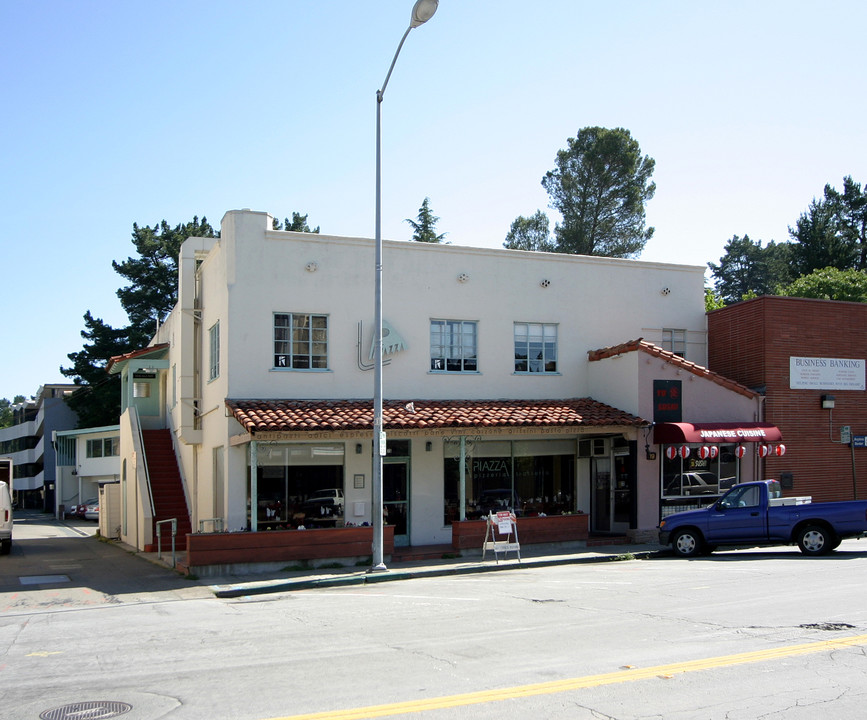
[[248, 443, 345, 529], [443, 439, 575, 524], [660, 443, 739, 515]]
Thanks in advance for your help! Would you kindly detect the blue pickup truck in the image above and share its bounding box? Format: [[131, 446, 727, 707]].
[[659, 480, 867, 557]]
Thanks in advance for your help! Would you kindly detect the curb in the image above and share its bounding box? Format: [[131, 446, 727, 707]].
[[212, 548, 664, 598]]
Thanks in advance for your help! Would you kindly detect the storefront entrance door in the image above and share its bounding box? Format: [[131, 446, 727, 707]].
[[592, 458, 611, 533], [383, 460, 409, 546]]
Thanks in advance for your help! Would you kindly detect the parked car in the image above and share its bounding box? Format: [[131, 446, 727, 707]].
[[664, 472, 719, 496], [659, 479, 867, 557], [78, 498, 99, 521]]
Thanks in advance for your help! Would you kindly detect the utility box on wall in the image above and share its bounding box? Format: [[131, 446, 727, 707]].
[[99, 483, 122, 539]]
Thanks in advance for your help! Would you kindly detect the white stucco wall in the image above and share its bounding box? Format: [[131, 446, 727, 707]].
[[151, 209, 713, 540]]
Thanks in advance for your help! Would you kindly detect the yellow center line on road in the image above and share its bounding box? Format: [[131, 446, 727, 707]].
[[270, 634, 867, 720]]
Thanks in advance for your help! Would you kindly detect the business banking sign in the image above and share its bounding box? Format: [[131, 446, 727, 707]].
[[789, 357, 866, 391]]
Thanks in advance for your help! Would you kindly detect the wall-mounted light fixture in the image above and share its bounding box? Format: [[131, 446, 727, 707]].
[[821, 394, 836, 409], [355, 443, 363, 454], [425, 441, 432, 452]]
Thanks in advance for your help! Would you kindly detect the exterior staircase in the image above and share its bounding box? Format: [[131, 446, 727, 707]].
[[142, 429, 192, 551]]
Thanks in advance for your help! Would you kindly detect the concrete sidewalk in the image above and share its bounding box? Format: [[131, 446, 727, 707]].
[[10, 510, 667, 601], [205, 540, 668, 598]]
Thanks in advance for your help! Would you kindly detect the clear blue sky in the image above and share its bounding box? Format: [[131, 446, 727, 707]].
[[2, 1, 865, 401]]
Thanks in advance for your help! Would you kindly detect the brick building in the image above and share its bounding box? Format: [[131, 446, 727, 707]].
[[708, 296, 867, 502]]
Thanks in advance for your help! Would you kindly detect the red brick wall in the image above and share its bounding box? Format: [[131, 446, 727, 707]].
[[708, 297, 867, 503]]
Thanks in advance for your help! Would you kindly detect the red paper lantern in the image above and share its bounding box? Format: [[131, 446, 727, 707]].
[[665, 446, 678, 460], [775, 444, 786, 456], [758, 444, 770, 458], [679, 445, 691, 459], [698, 446, 719, 460], [736, 446, 746, 459]]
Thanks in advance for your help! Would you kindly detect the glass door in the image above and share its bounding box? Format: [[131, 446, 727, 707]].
[[383, 460, 409, 546], [591, 457, 612, 532]]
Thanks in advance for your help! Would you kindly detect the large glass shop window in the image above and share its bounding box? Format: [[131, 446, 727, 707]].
[[443, 439, 576, 524], [249, 443, 345, 530], [660, 443, 739, 516]]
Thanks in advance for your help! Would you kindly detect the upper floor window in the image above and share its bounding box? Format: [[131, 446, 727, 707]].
[[514, 322, 558, 373], [208, 321, 220, 381], [662, 328, 686, 358], [274, 313, 328, 370], [430, 319, 478, 372], [86, 437, 119, 458]]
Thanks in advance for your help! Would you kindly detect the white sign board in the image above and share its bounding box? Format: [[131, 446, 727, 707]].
[[496, 511, 513, 535], [789, 357, 865, 390]]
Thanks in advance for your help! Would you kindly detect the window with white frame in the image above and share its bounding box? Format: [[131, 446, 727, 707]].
[[86, 437, 119, 458], [430, 319, 478, 372], [274, 313, 328, 369], [514, 322, 558, 373], [662, 328, 686, 358], [209, 321, 220, 380]]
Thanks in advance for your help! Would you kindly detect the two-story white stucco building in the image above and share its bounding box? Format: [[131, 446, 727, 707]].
[[109, 210, 778, 567]]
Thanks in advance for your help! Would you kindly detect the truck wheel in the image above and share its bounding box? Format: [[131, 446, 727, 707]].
[[797, 525, 833, 556], [0, 539, 10, 556], [671, 529, 703, 558]]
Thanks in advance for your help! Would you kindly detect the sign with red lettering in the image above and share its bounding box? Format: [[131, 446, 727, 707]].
[[653, 380, 682, 423]]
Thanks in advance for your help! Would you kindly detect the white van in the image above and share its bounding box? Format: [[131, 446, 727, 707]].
[[0, 480, 12, 555]]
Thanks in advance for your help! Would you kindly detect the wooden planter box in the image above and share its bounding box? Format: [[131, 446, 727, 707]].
[[184, 525, 395, 572], [451, 513, 589, 550]]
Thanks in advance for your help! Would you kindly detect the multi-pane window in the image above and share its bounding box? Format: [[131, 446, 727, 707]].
[[430, 320, 478, 372], [86, 437, 119, 458], [274, 313, 328, 369], [514, 322, 558, 373], [208, 321, 220, 381], [662, 328, 686, 358]]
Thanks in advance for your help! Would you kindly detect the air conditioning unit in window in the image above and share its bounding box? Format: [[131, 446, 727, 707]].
[[578, 438, 607, 457]]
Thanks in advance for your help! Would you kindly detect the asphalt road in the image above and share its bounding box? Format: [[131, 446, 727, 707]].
[[2, 512, 867, 720]]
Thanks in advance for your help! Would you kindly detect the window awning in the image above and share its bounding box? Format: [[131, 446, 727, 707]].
[[653, 422, 782, 444]]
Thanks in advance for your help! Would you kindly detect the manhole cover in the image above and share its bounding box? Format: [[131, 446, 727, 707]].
[[40, 701, 132, 720]]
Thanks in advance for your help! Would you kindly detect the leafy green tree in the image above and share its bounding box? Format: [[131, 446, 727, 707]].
[[503, 210, 555, 252], [61, 312, 130, 427], [113, 217, 217, 335], [708, 235, 793, 305], [824, 176, 866, 270], [0, 396, 27, 429], [406, 197, 447, 243], [272, 213, 320, 233], [788, 198, 855, 276], [777, 267, 867, 303], [704, 286, 725, 312], [540, 126, 656, 257], [63, 213, 312, 425]]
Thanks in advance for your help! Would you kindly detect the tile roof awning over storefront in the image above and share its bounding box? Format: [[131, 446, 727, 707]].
[[653, 422, 782, 445], [226, 398, 648, 435]]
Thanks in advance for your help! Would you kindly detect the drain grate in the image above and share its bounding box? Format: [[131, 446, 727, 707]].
[[40, 701, 132, 720]]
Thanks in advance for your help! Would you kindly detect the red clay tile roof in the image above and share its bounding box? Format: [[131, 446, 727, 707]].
[[106, 343, 170, 374], [226, 398, 648, 434], [588, 338, 758, 399]]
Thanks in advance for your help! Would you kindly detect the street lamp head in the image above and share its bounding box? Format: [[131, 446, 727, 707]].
[[410, 0, 438, 28]]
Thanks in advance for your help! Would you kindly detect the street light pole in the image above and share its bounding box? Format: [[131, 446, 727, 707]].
[[371, 0, 438, 572]]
